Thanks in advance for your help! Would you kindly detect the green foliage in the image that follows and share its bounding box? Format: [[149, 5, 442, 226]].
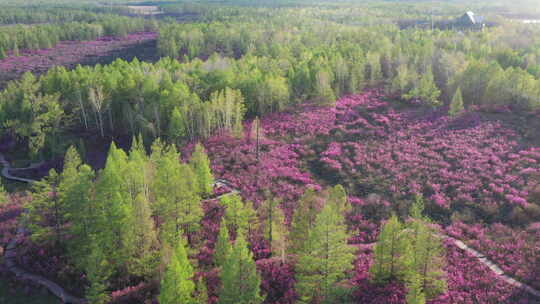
[[371, 198, 446, 302], [406, 273, 426, 304], [407, 220, 447, 300], [328, 184, 350, 215], [128, 193, 159, 278], [290, 188, 320, 256], [25, 169, 63, 244], [370, 215, 412, 283], [0, 72, 64, 158], [168, 107, 187, 145], [218, 232, 263, 304], [196, 277, 209, 304], [220, 194, 257, 235], [190, 143, 214, 195], [85, 239, 111, 304], [159, 238, 197, 304], [295, 202, 355, 303], [270, 207, 289, 263], [449, 87, 464, 117], [214, 219, 232, 268], [153, 145, 202, 244], [403, 68, 441, 107], [0, 184, 7, 206]]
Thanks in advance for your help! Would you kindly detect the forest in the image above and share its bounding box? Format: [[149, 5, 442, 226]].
[[0, 0, 539, 304]]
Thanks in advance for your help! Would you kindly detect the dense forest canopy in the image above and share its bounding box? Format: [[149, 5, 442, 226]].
[[0, 1, 539, 304]]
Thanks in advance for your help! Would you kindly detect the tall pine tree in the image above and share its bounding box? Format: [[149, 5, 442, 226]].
[[190, 143, 214, 195], [295, 202, 355, 303], [214, 219, 232, 268], [218, 232, 263, 304], [370, 215, 411, 284], [159, 238, 197, 304], [449, 87, 465, 117], [290, 188, 321, 256]]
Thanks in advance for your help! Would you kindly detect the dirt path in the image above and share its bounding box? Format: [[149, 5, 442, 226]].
[[1, 152, 86, 304], [443, 235, 540, 298], [0, 154, 38, 183]]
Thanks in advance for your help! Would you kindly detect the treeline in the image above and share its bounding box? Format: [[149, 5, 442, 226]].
[[0, 7, 104, 25], [2, 7, 540, 158], [158, 19, 540, 110], [0, 15, 158, 59]]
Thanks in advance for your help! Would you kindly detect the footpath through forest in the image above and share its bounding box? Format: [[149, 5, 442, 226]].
[[1, 152, 539, 302]]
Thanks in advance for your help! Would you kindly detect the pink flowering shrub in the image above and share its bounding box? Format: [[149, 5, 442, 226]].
[[189, 89, 539, 303]]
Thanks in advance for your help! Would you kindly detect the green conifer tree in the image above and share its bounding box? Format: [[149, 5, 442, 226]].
[[59, 147, 96, 269], [295, 203, 355, 303], [218, 232, 263, 304], [214, 219, 232, 268], [159, 238, 197, 304], [406, 273, 426, 304], [327, 184, 350, 215], [220, 194, 257, 235], [0, 184, 6, 205], [85, 238, 111, 304], [449, 87, 465, 117], [271, 207, 289, 263], [26, 169, 63, 244], [196, 277, 209, 304], [370, 215, 412, 283], [129, 193, 159, 278], [290, 188, 320, 256], [190, 143, 214, 195], [407, 196, 447, 300]]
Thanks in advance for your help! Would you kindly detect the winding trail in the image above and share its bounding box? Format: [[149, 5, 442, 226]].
[[1, 152, 86, 304], [442, 234, 540, 298], [2, 153, 538, 300], [355, 232, 540, 298], [0, 153, 38, 183]]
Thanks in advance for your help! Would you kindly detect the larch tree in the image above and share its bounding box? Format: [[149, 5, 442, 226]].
[[190, 143, 214, 196], [129, 193, 159, 278], [214, 219, 232, 268], [0, 184, 7, 206], [92, 142, 135, 271], [407, 196, 446, 300], [220, 194, 257, 236], [58, 147, 96, 268], [153, 145, 202, 244], [270, 207, 289, 264], [327, 184, 350, 215], [408, 221, 446, 300], [295, 203, 355, 304], [85, 238, 112, 304], [448, 87, 464, 117], [218, 232, 263, 304], [26, 169, 64, 245], [289, 187, 321, 256], [262, 194, 280, 257], [196, 277, 209, 304], [370, 215, 412, 284], [406, 273, 426, 304], [159, 238, 197, 304]]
